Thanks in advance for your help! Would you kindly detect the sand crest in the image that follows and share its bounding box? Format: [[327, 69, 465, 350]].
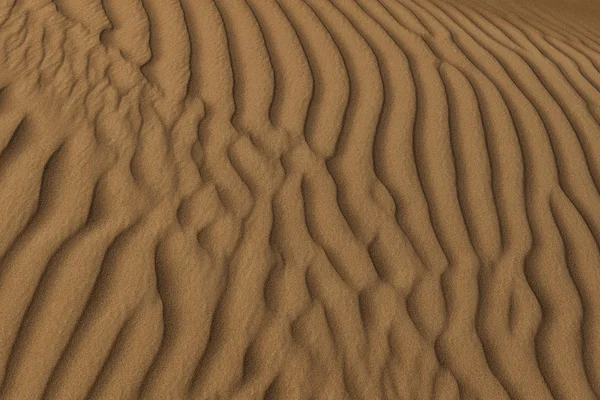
[[0, 0, 599, 398]]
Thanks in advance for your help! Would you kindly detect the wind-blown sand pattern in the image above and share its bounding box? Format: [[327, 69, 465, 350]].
[[0, 0, 599, 398]]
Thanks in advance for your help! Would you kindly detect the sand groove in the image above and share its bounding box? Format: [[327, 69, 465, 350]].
[[0, 0, 599, 398]]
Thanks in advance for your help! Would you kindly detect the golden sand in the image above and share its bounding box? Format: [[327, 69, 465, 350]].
[[0, 0, 599, 398]]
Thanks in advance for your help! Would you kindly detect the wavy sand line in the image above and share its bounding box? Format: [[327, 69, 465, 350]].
[[0, 0, 599, 398]]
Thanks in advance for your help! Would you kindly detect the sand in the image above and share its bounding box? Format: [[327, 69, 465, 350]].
[[0, 0, 599, 398]]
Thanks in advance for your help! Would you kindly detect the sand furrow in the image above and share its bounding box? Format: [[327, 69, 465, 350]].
[[50, 0, 109, 37], [422, 3, 596, 396], [379, 0, 432, 37], [99, 0, 150, 67], [531, 4, 600, 49], [358, 0, 448, 280], [336, 0, 425, 298], [455, 4, 600, 98], [445, 2, 600, 255], [446, 3, 600, 196], [245, 0, 312, 139], [138, 0, 189, 113], [388, 4, 513, 397], [279, 0, 350, 159], [0, 0, 600, 398], [432, 7, 600, 400], [550, 190, 600, 397], [401, 8, 546, 396], [213, 0, 282, 156]]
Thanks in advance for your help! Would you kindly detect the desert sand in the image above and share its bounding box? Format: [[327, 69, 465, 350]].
[[0, 0, 599, 398]]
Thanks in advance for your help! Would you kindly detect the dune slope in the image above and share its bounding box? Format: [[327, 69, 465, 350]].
[[0, 0, 599, 398]]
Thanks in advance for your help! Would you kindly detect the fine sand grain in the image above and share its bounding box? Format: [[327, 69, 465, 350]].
[[0, 0, 599, 399]]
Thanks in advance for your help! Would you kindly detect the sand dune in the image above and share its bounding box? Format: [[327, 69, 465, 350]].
[[0, 0, 599, 398]]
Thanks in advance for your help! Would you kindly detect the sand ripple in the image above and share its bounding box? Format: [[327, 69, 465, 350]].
[[0, 0, 599, 398]]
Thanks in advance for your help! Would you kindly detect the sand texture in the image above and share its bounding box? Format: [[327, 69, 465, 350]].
[[0, 0, 600, 398]]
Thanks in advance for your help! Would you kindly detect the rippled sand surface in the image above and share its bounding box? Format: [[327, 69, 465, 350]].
[[0, 0, 599, 398]]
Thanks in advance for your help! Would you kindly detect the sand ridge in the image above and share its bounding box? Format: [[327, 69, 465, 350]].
[[0, 0, 599, 398]]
